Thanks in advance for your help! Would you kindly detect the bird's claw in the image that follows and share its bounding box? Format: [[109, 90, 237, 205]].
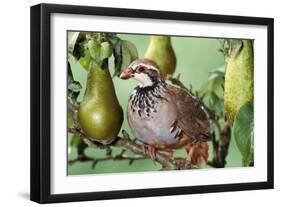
[[175, 158, 192, 169], [141, 144, 157, 160]]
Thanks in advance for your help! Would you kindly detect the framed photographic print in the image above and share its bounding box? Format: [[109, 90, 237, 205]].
[[30, 3, 274, 203]]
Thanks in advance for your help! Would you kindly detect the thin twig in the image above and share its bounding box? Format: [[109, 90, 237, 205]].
[[68, 152, 147, 168], [208, 121, 231, 168]]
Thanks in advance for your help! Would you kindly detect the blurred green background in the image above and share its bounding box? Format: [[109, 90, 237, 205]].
[[68, 33, 243, 175]]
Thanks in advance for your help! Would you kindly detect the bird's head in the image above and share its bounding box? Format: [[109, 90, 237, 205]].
[[120, 59, 162, 87]]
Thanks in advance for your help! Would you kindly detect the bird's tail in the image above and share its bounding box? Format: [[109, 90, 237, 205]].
[[185, 141, 209, 167]]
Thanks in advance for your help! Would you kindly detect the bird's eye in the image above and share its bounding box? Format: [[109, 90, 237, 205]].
[[137, 66, 145, 72]]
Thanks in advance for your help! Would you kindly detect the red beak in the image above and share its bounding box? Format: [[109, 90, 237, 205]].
[[120, 70, 133, 79]]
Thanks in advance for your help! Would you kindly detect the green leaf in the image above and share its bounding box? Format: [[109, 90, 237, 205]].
[[67, 110, 75, 128], [67, 62, 82, 92], [113, 40, 139, 77], [232, 102, 254, 166], [120, 41, 132, 72], [199, 65, 225, 113], [210, 77, 224, 98], [78, 37, 113, 71], [112, 39, 122, 77], [67, 62, 81, 129], [100, 41, 113, 60], [68, 79, 82, 92], [107, 34, 120, 46], [68, 32, 80, 55], [87, 39, 101, 65], [67, 62, 81, 101], [109, 36, 139, 77], [122, 40, 139, 61], [78, 49, 91, 71], [71, 32, 87, 60], [200, 66, 225, 93], [70, 134, 82, 147]]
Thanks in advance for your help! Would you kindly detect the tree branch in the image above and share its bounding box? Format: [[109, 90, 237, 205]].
[[68, 150, 146, 169], [68, 128, 195, 170]]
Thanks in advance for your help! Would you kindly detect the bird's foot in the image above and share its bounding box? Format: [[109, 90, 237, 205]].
[[141, 144, 157, 160], [175, 158, 192, 169]]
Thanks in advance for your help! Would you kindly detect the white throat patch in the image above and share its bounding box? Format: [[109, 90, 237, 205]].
[[133, 73, 153, 87]]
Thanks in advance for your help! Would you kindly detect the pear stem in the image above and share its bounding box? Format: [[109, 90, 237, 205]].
[[150, 35, 171, 43]]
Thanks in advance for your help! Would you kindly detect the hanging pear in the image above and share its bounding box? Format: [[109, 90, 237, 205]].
[[78, 61, 123, 144], [144, 35, 176, 79], [224, 40, 254, 122]]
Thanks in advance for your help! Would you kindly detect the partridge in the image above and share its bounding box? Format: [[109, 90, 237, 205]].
[[120, 59, 209, 166]]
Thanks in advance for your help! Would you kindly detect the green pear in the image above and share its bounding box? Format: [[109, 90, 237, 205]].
[[224, 40, 254, 122], [78, 61, 123, 144], [145, 36, 176, 79]]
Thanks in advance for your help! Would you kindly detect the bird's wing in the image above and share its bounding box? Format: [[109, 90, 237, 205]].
[[167, 84, 209, 141]]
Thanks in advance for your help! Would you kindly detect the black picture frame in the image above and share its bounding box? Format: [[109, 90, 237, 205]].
[[30, 3, 274, 204]]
